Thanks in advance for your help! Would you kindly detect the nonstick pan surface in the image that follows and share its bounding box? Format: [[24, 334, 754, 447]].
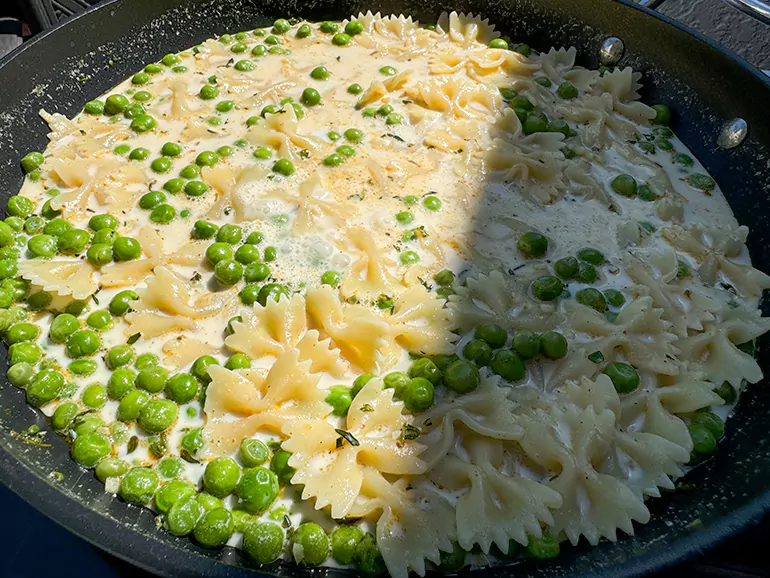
[[1, 0, 770, 576]]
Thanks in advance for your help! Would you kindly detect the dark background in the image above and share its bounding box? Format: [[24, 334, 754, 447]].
[[0, 1, 769, 577]]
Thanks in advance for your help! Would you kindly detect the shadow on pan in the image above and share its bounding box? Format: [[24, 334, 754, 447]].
[[0, 0, 770, 576]]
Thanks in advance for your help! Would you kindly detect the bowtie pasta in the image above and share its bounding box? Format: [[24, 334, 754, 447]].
[[6, 11, 770, 577]]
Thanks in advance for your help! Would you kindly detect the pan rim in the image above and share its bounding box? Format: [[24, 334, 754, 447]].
[[0, 0, 769, 576]]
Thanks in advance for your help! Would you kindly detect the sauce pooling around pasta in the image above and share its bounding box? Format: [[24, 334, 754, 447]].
[[8, 11, 770, 577]]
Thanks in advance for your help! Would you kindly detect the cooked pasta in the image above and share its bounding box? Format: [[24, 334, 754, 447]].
[[5, 11, 769, 576]]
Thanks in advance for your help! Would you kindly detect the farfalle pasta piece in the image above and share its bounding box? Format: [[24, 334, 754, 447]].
[[162, 336, 218, 368], [349, 468, 456, 578], [437, 11, 498, 46], [271, 174, 355, 234], [306, 285, 393, 372], [563, 296, 680, 376], [662, 224, 770, 299], [18, 259, 97, 300], [678, 306, 770, 388], [421, 374, 523, 466], [283, 378, 425, 518], [135, 266, 236, 319], [339, 227, 401, 298], [431, 437, 561, 554], [226, 293, 307, 358], [388, 285, 456, 355], [202, 349, 328, 457], [518, 404, 650, 546]]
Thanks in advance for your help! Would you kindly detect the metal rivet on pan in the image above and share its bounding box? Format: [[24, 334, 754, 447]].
[[717, 118, 748, 149], [599, 37, 624, 66]]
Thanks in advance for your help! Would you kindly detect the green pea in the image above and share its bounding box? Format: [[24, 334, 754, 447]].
[[309, 66, 330, 81], [256, 283, 288, 306], [105, 344, 133, 370], [442, 360, 479, 394], [134, 366, 167, 394], [48, 313, 78, 343], [111, 237, 140, 261], [71, 432, 110, 468], [117, 388, 149, 421], [689, 424, 716, 461], [556, 81, 578, 99], [534, 76, 552, 88], [237, 466, 279, 513], [610, 174, 637, 198], [603, 362, 639, 394], [325, 385, 353, 417], [235, 438, 269, 469], [150, 203, 175, 224], [7, 195, 34, 217], [690, 409, 725, 440], [531, 276, 564, 301], [95, 457, 129, 482], [491, 349, 526, 382], [234, 59, 255, 72], [291, 522, 330, 566], [272, 158, 295, 176], [103, 94, 129, 115], [333, 32, 351, 46], [526, 531, 560, 559], [326, 524, 364, 566], [474, 323, 507, 349], [244, 262, 271, 283], [603, 289, 625, 308], [403, 377, 434, 412], [130, 114, 156, 133], [399, 250, 419, 265], [715, 381, 737, 404], [572, 262, 597, 284], [123, 102, 147, 120], [203, 456, 241, 497], [157, 458, 183, 479], [264, 34, 281, 45], [323, 153, 343, 167], [159, 373, 197, 404], [0, 259, 16, 281], [651, 104, 671, 126], [460, 339, 490, 366], [7, 362, 34, 387], [6, 322, 39, 344], [236, 284, 258, 306], [576, 287, 608, 313], [375, 372, 408, 399], [270, 449, 295, 485], [214, 259, 243, 285], [336, 145, 355, 158], [27, 234, 57, 257], [167, 495, 203, 536], [191, 355, 219, 384], [538, 331, 566, 359], [69, 359, 96, 376], [243, 522, 284, 564], [301, 87, 321, 106], [84, 100, 105, 114], [319, 21, 338, 33], [134, 89, 153, 101], [88, 213, 118, 232], [154, 478, 196, 516], [522, 111, 548, 135], [181, 428, 204, 459], [224, 353, 251, 371], [406, 357, 440, 385], [108, 290, 137, 317], [489, 38, 508, 49], [508, 331, 539, 360], [199, 84, 219, 100], [212, 224, 240, 246], [82, 384, 107, 408], [51, 402, 78, 431], [189, 221, 216, 241], [85, 243, 111, 270], [138, 398, 178, 433], [347, 83, 363, 95], [23, 216, 44, 235], [120, 467, 159, 505], [353, 533, 386, 574], [65, 330, 101, 358]]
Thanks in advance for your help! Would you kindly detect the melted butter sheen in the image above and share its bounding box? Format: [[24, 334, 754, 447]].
[[9, 12, 770, 576]]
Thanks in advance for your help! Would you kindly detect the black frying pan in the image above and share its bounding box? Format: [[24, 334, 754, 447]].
[[1, 0, 770, 576]]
